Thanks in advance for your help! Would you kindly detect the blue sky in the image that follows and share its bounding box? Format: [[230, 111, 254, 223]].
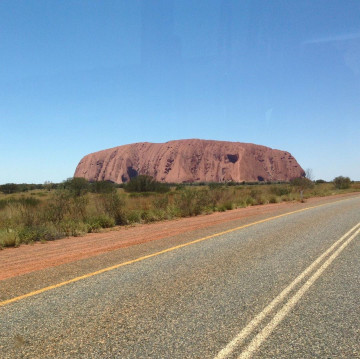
[[1, 0, 359, 183]]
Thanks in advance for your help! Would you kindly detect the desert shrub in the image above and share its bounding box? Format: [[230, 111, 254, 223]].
[[0, 200, 40, 229], [333, 176, 351, 189], [90, 181, 116, 194], [223, 201, 234, 210], [269, 196, 278, 203], [140, 209, 166, 223], [208, 188, 226, 206], [152, 195, 169, 210], [86, 214, 115, 232], [255, 196, 267, 205], [248, 188, 268, 204], [175, 189, 196, 216], [61, 177, 90, 197], [175, 188, 212, 216], [245, 197, 255, 206], [45, 190, 72, 223], [16, 197, 41, 207], [126, 210, 142, 224], [250, 189, 261, 198], [125, 175, 170, 193], [165, 204, 181, 218], [100, 192, 127, 225], [270, 185, 291, 196], [59, 219, 89, 237], [0, 230, 18, 248], [17, 204, 39, 227], [0, 197, 41, 209], [71, 195, 89, 220], [17, 225, 59, 243], [217, 201, 234, 211]]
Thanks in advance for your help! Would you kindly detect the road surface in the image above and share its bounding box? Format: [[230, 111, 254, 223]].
[[1, 195, 359, 358]]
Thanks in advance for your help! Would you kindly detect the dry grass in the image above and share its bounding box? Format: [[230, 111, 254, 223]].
[[0, 182, 359, 249]]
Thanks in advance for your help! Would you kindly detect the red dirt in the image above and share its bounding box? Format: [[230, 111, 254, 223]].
[[0, 193, 357, 281]]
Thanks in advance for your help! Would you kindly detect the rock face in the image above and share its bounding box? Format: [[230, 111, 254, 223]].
[[74, 139, 305, 183]]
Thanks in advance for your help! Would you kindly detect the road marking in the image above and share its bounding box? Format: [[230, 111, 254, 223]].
[[0, 197, 357, 308], [238, 225, 360, 358], [214, 222, 360, 359]]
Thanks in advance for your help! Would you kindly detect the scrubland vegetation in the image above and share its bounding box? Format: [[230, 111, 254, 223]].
[[0, 176, 358, 249]]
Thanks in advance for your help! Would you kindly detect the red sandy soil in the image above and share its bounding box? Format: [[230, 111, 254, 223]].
[[0, 193, 357, 281]]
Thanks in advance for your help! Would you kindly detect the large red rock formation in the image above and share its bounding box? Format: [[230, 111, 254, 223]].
[[74, 139, 304, 183]]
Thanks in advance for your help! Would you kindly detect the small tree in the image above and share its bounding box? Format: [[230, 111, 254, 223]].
[[333, 176, 351, 189], [62, 177, 90, 197], [290, 177, 314, 201], [290, 177, 314, 189]]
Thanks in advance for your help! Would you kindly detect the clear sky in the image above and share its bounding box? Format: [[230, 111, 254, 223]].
[[1, 0, 359, 183]]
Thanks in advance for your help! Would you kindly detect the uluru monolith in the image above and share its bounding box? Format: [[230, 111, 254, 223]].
[[74, 139, 304, 183]]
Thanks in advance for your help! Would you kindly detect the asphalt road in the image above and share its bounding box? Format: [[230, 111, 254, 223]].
[[1, 195, 359, 358]]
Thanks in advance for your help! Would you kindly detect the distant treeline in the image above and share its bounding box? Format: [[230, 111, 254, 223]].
[[0, 179, 287, 194], [0, 180, 120, 195], [0, 183, 49, 194], [0, 177, 351, 195]]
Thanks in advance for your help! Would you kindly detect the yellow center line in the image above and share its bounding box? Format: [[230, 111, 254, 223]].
[[0, 197, 357, 308]]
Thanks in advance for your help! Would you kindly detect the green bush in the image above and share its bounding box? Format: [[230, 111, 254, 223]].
[[270, 185, 291, 196], [90, 181, 116, 194], [59, 219, 89, 237], [245, 197, 255, 206], [140, 209, 166, 223], [125, 175, 170, 193], [152, 195, 169, 210], [17, 225, 60, 243], [86, 215, 115, 232], [269, 196, 278, 203], [217, 201, 233, 211], [175, 188, 213, 217], [100, 192, 127, 225], [61, 177, 90, 197], [126, 210, 142, 224], [333, 176, 351, 189], [45, 190, 72, 223], [0, 230, 18, 248]]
